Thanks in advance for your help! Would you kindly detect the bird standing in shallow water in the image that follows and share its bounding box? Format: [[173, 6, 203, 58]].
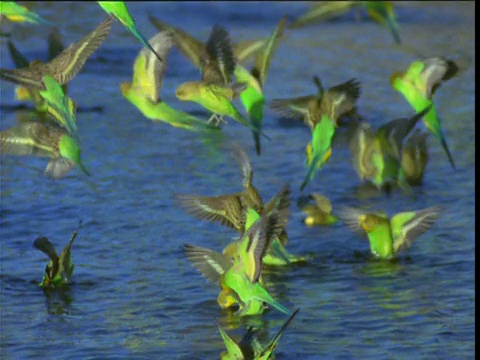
[[176, 146, 307, 265], [218, 308, 300, 359], [338, 205, 441, 259], [33, 227, 79, 288], [348, 106, 431, 194], [184, 206, 293, 316], [301, 193, 338, 226]]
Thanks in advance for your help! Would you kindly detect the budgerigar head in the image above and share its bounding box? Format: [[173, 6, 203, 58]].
[[217, 287, 240, 309], [389, 71, 405, 89], [15, 86, 31, 101], [119, 81, 132, 98], [359, 214, 383, 233], [175, 82, 201, 101]]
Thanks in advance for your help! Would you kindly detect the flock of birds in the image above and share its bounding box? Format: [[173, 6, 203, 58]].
[[0, 1, 469, 358]]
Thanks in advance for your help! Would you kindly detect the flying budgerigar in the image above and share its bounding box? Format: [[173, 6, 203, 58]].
[[0, 1, 53, 26], [175, 25, 268, 139], [390, 57, 462, 169], [0, 17, 112, 90], [97, 1, 164, 62], [288, 1, 401, 44], [120, 31, 218, 131], [234, 16, 287, 155]]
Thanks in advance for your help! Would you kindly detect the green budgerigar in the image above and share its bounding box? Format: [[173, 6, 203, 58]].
[[184, 207, 292, 316], [300, 113, 336, 191], [234, 16, 287, 155], [0, 17, 112, 90], [270, 77, 360, 127], [175, 25, 267, 139], [0, 1, 53, 26], [33, 228, 79, 288], [120, 31, 217, 131], [2, 74, 89, 179], [218, 308, 300, 359], [148, 15, 267, 71], [0, 121, 89, 178], [301, 193, 338, 226], [348, 106, 431, 194], [176, 146, 306, 265], [271, 77, 361, 191], [390, 57, 461, 169], [338, 205, 441, 259], [97, 1, 163, 62], [8, 27, 67, 112], [39, 75, 78, 139], [288, 1, 401, 44]]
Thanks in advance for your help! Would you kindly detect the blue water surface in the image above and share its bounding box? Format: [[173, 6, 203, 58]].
[[0, 2, 475, 359]]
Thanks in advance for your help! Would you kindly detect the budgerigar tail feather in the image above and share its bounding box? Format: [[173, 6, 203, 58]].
[[130, 25, 164, 63], [267, 297, 293, 316], [386, 17, 401, 44], [440, 136, 456, 170]]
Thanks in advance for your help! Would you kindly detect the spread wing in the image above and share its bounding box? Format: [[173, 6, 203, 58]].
[[58, 228, 78, 281], [391, 206, 442, 253], [0, 122, 58, 157], [421, 57, 460, 97], [243, 209, 287, 283], [232, 38, 266, 63], [33, 236, 59, 263], [148, 15, 205, 70], [175, 193, 244, 231], [232, 144, 264, 212], [201, 25, 235, 84], [310, 193, 332, 213], [289, 1, 357, 29], [183, 244, 233, 283], [376, 105, 431, 160], [47, 27, 65, 61], [133, 31, 173, 103], [0, 17, 112, 89], [270, 95, 317, 121], [337, 206, 370, 238], [251, 16, 286, 87], [322, 78, 361, 121], [7, 40, 29, 68], [348, 121, 376, 180]]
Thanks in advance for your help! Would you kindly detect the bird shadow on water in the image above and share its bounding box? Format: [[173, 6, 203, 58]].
[[29, 276, 96, 316], [353, 258, 438, 318], [40, 286, 75, 316]]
